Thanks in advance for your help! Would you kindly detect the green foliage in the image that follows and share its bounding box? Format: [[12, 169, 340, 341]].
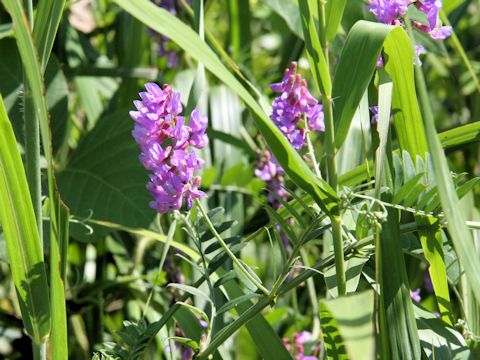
[[0, 0, 479, 358]]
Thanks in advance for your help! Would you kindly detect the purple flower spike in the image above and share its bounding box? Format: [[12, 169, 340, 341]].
[[130, 83, 208, 213], [270, 62, 325, 151]]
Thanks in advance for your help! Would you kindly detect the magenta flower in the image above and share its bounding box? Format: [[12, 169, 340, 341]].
[[368, 0, 410, 24], [270, 62, 325, 150], [410, 288, 422, 303], [415, 0, 452, 39], [283, 331, 321, 359], [130, 82, 208, 213], [369, 0, 452, 41]]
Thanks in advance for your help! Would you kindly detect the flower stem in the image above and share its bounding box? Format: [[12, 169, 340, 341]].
[[195, 199, 270, 296]]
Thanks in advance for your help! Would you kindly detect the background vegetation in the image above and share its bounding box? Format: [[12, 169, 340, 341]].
[[0, 0, 479, 359]]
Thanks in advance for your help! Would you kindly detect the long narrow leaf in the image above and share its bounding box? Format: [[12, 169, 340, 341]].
[[0, 95, 50, 343]]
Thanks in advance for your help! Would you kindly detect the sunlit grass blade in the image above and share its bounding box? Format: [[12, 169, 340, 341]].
[[383, 27, 428, 156], [381, 206, 421, 359], [325, 0, 346, 41], [49, 193, 70, 358], [0, 95, 50, 343], [416, 217, 453, 325], [114, 0, 339, 215], [414, 44, 480, 303], [333, 22, 428, 156]]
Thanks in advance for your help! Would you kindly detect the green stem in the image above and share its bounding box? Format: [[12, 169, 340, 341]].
[[24, 86, 42, 246], [331, 216, 346, 296], [318, 0, 345, 296], [32, 342, 46, 360], [195, 199, 270, 295], [374, 222, 389, 358]]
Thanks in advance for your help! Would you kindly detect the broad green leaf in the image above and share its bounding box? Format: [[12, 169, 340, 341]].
[[415, 305, 471, 359], [56, 110, 156, 242], [320, 306, 348, 359], [114, 0, 339, 215], [0, 95, 50, 343], [323, 290, 375, 360], [265, 0, 303, 38], [298, 0, 332, 96]]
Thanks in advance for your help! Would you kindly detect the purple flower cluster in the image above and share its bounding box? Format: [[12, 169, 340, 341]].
[[255, 150, 288, 209], [369, 0, 452, 40], [282, 331, 320, 360], [130, 82, 208, 213], [270, 62, 325, 151]]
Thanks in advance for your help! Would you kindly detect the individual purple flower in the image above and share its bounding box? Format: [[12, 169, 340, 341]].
[[130, 82, 208, 213], [255, 150, 288, 209], [270, 62, 325, 151], [414, 0, 452, 39], [370, 106, 379, 124], [368, 0, 410, 24], [410, 288, 422, 303]]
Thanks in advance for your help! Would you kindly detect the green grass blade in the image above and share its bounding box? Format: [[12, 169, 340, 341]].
[[32, 0, 66, 69], [298, 0, 331, 96], [416, 217, 453, 325], [381, 206, 421, 359], [0, 95, 50, 343], [332, 21, 390, 148], [333, 22, 428, 156], [113, 0, 339, 214], [325, 0, 346, 41], [383, 28, 428, 156], [49, 193, 70, 358], [414, 48, 480, 303]]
